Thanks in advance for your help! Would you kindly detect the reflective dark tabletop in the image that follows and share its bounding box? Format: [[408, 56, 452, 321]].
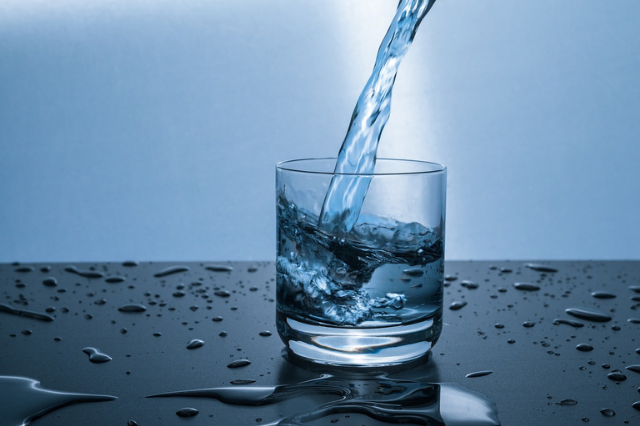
[[1, 261, 639, 425]]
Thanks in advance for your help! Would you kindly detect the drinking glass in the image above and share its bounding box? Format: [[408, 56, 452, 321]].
[[276, 158, 446, 367]]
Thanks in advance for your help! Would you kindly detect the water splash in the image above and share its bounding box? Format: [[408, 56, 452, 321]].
[[318, 0, 438, 235], [146, 374, 500, 425], [0, 376, 116, 426], [0, 304, 55, 322]]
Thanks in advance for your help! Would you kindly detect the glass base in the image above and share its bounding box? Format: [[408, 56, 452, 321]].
[[276, 311, 441, 368]]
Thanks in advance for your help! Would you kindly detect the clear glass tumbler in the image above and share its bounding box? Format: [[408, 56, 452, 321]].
[[276, 158, 446, 367]]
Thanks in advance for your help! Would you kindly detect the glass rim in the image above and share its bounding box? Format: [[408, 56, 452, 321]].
[[276, 157, 446, 176]]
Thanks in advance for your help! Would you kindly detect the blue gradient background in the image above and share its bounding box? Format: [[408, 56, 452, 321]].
[[1, 0, 639, 262]]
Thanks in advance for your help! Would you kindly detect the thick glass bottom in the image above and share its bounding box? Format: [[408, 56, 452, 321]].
[[276, 311, 441, 368]]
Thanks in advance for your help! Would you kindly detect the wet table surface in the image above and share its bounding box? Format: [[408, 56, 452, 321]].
[[1, 260, 639, 425]]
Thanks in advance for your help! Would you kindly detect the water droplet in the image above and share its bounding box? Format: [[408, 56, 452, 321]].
[[205, 265, 233, 272], [82, 347, 112, 363], [465, 370, 493, 378], [607, 372, 627, 381], [259, 331, 272, 337], [176, 407, 199, 418], [118, 304, 147, 313], [444, 275, 457, 281], [556, 399, 578, 406], [42, 278, 58, 287], [576, 344, 593, 352], [230, 380, 256, 385], [15, 266, 34, 273], [127, 421, 139, 426], [227, 359, 251, 369], [0, 303, 55, 322], [522, 321, 535, 328], [449, 301, 467, 311], [402, 268, 423, 277], [524, 263, 558, 273], [507, 339, 516, 344], [40, 266, 52, 272], [248, 266, 258, 273], [64, 266, 104, 279], [494, 323, 504, 329], [122, 261, 139, 267], [591, 291, 616, 299], [21, 330, 32, 335], [625, 365, 640, 374], [212, 316, 223, 322], [0, 376, 116, 426], [629, 285, 640, 293], [187, 339, 204, 349], [499, 268, 512, 273], [632, 401, 640, 411], [565, 307, 612, 322], [214, 290, 231, 298], [513, 282, 540, 291], [581, 417, 589, 422], [172, 291, 185, 298], [553, 318, 585, 328], [628, 318, 640, 324], [219, 331, 228, 337], [460, 280, 479, 289], [153, 332, 162, 337], [105, 276, 125, 284], [154, 266, 190, 277], [600, 408, 615, 417]]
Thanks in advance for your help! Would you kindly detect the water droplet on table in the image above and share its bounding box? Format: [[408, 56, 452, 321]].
[[82, 347, 112, 363], [227, 359, 251, 369], [465, 370, 493, 378], [591, 291, 616, 299], [105, 276, 125, 283], [259, 331, 272, 337], [513, 283, 540, 291], [461, 280, 479, 289], [600, 408, 615, 417], [206, 265, 233, 272], [42, 278, 58, 287], [556, 399, 578, 406], [230, 380, 256, 385], [524, 263, 558, 273], [576, 344, 593, 352], [215, 290, 231, 298], [607, 372, 626, 381], [565, 307, 612, 322], [449, 301, 467, 311], [176, 407, 199, 417], [187, 339, 204, 349], [154, 266, 190, 277], [625, 365, 640, 374], [64, 266, 104, 279], [118, 304, 147, 313], [553, 318, 584, 328]]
